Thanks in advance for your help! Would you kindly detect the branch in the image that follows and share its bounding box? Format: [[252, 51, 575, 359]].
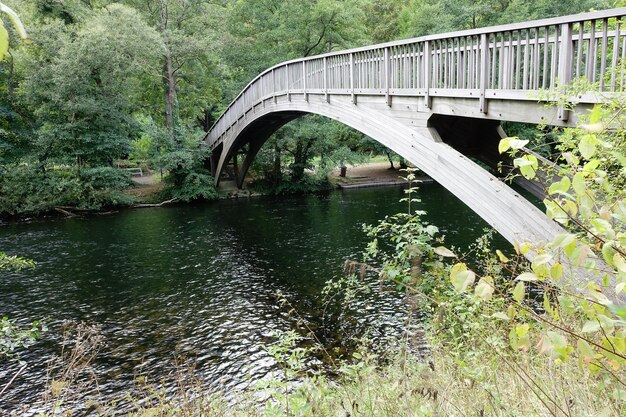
[[303, 21, 328, 57], [132, 198, 178, 208]]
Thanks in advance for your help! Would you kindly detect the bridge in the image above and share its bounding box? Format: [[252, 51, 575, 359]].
[[204, 8, 625, 249]]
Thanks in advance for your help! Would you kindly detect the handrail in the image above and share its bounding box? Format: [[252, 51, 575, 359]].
[[207, 7, 626, 148]]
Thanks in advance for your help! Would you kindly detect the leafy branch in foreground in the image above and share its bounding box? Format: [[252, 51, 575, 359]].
[[446, 90, 626, 410]]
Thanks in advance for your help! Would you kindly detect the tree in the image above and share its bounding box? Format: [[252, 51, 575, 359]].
[[362, 0, 405, 43], [124, 0, 225, 144], [20, 4, 162, 167]]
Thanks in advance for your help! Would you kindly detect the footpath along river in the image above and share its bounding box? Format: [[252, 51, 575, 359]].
[[0, 184, 507, 413]]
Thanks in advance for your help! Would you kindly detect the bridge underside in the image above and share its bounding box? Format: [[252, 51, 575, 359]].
[[208, 91, 572, 248]]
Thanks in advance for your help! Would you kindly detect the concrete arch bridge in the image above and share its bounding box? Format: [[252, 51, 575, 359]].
[[205, 8, 626, 250]]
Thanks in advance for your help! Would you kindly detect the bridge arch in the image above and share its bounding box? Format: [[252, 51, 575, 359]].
[[211, 93, 564, 247]]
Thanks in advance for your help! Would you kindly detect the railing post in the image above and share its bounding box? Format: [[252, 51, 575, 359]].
[[350, 52, 355, 104], [303, 61, 308, 102], [384, 47, 391, 106], [242, 89, 247, 120], [479, 33, 489, 114], [286, 64, 291, 102], [272, 69, 276, 104], [424, 41, 431, 109], [557, 22, 573, 121], [323, 56, 329, 102]]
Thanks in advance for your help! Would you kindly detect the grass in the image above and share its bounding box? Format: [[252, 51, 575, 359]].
[[90, 347, 619, 417], [23, 322, 621, 417]]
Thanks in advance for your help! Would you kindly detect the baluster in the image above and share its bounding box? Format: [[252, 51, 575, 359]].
[[491, 34, 498, 89], [460, 37, 466, 89], [600, 18, 608, 90], [272, 68, 276, 103], [468, 37, 473, 89], [303, 61, 307, 102], [286, 64, 291, 101], [550, 25, 559, 88], [576, 22, 584, 79], [498, 32, 505, 88], [444, 39, 449, 88], [350, 52, 355, 104], [480, 33, 489, 113], [611, 21, 621, 92], [323, 57, 328, 102], [515, 31, 521, 89], [533, 28, 540, 89], [438, 40, 443, 88], [558, 22, 573, 121], [523, 29, 530, 89], [586, 20, 596, 81], [424, 40, 431, 108], [542, 26, 549, 88], [621, 35, 626, 90]]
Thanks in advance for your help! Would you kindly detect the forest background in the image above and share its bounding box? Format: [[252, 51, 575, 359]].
[[0, 0, 616, 214]]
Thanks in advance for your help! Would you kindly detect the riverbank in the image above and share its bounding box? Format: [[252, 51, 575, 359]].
[[127, 162, 433, 202]]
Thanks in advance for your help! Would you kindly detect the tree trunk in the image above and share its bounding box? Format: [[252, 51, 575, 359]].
[[386, 151, 395, 169], [163, 50, 177, 143], [160, 3, 177, 144], [272, 140, 282, 186]]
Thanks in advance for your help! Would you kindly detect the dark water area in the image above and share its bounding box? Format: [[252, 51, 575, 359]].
[[0, 184, 507, 413]]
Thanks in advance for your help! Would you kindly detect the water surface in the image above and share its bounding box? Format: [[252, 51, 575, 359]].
[[0, 184, 506, 412]]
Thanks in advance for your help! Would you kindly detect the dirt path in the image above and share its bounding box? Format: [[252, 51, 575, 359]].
[[332, 162, 431, 188], [127, 162, 430, 201]]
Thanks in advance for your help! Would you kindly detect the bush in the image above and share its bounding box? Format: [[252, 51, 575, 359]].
[[0, 165, 134, 215], [167, 171, 219, 202], [249, 172, 332, 195]]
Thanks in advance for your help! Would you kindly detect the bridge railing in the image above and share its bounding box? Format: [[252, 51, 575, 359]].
[[208, 8, 626, 150]]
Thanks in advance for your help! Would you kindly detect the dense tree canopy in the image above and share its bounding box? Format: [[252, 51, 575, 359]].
[[0, 0, 619, 213]]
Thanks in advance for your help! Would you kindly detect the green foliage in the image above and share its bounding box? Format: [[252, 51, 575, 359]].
[[397, 0, 612, 37], [19, 4, 162, 167], [0, 316, 45, 361], [167, 171, 218, 202], [0, 165, 133, 215], [0, 251, 34, 270], [0, 253, 46, 362], [250, 172, 332, 196], [159, 131, 219, 202], [440, 91, 626, 408]]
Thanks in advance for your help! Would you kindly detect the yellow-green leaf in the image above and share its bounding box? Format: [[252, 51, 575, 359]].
[[532, 253, 552, 266], [582, 320, 600, 333], [579, 134, 599, 159], [548, 176, 571, 195], [449, 263, 475, 293], [552, 233, 577, 248], [496, 249, 509, 263], [434, 246, 456, 257], [513, 281, 525, 302], [516, 272, 538, 282], [514, 155, 539, 179], [572, 172, 586, 196], [589, 104, 603, 124], [492, 312, 510, 320], [550, 262, 564, 280], [498, 137, 528, 153], [475, 276, 494, 301], [0, 23, 8, 62], [614, 253, 626, 273], [602, 242, 617, 267], [0, 3, 28, 40], [498, 137, 511, 154]]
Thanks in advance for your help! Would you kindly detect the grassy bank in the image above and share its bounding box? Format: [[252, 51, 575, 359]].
[[28, 327, 618, 417]]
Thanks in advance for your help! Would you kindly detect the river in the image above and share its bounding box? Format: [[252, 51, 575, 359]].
[[0, 184, 507, 413]]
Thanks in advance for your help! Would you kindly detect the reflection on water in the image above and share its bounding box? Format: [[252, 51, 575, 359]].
[[0, 184, 507, 412]]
